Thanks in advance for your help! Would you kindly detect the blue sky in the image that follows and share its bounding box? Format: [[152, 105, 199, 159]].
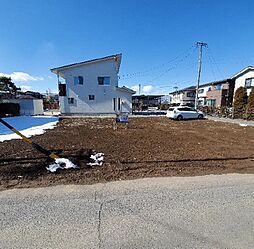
[[0, 0, 254, 94]]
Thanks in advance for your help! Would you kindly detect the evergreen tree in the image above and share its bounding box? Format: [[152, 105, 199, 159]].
[[246, 87, 254, 120], [233, 87, 248, 118], [0, 76, 20, 98]]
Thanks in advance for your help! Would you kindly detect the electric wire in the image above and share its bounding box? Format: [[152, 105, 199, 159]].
[[120, 45, 196, 80]]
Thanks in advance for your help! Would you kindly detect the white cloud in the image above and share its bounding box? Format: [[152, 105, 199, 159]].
[[131, 84, 169, 95], [131, 84, 154, 94], [0, 72, 44, 82], [131, 85, 140, 92], [143, 85, 154, 94]]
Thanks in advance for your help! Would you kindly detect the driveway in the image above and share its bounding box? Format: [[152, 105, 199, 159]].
[[0, 174, 254, 249]]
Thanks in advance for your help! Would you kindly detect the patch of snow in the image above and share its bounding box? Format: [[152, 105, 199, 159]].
[[0, 116, 58, 142], [87, 152, 104, 166], [239, 123, 248, 127], [46, 158, 78, 173]]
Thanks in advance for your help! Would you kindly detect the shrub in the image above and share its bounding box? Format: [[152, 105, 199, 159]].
[[233, 87, 248, 118], [0, 103, 20, 117], [159, 103, 170, 110], [246, 87, 254, 120]]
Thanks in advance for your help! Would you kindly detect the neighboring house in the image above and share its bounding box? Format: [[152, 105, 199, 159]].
[[169, 86, 196, 106], [50, 54, 135, 115], [168, 66, 254, 109], [169, 79, 235, 108], [132, 94, 163, 111], [232, 66, 254, 96], [200, 79, 235, 107], [16, 91, 44, 100]]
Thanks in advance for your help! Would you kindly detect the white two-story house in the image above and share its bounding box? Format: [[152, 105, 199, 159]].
[[50, 54, 135, 115], [232, 66, 254, 96], [169, 86, 196, 106]]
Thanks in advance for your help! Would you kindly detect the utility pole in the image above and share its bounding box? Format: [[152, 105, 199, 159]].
[[138, 83, 141, 95], [195, 41, 207, 109], [173, 86, 179, 104]]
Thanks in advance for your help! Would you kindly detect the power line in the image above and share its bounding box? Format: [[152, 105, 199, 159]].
[[147, 46, 197, 83], [207, 53, 217, 81], [207, 47, 223, 79], [120, 45, 195, 80]]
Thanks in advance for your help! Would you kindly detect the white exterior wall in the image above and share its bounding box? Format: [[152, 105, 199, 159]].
[[197, 86, 210, 105], [169, 91, 195, 105], [198, 86, 210, 98], [32, 99, 44, 115], [169, 92, 183, 105], [234, 70, 254, 96], [58, 59, 132, 114]]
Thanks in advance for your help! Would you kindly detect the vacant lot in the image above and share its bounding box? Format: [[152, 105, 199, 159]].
[[0, 117, 254, 190]]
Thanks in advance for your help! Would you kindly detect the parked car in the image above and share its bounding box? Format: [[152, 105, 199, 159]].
[[166, 106, 204, 120]]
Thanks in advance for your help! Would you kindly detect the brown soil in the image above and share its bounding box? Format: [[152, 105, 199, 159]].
[[0, 117, 254, 190]]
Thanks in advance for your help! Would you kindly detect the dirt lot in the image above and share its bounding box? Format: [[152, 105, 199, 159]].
[[0, 117, 254, 190]]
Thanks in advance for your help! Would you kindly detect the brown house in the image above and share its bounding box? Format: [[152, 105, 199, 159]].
[[199, 79, 235, 107]]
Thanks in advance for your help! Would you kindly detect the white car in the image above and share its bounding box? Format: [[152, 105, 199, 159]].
[[166, 106, 204, 120]]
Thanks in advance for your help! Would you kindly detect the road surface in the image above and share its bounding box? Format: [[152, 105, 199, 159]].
[[0, 174, 253, 249]]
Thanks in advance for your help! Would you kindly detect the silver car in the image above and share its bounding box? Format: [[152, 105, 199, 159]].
[[166, 106, 204, 120]]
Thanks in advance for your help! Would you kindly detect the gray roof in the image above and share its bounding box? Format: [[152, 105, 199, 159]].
[[51, 54, 122, 73], [116, 86, 136, 95], [169, 86, 195, 94], [231, 66, 254, 79], [169, 78, 234, 94]]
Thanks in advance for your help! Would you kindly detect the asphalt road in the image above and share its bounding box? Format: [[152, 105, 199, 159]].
[[0, 174, 253, 249]]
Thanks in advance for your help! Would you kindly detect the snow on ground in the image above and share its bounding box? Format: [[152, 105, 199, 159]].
[[47, 158, 78, 173], [0, 116, 58, 142]]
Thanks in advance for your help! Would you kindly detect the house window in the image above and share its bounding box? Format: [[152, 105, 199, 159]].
[[207, 99, 216, 107], [89, 95, 95, 100], [245, 78, 254, 88], [68, 97, 74, 104], [208, 87, 211, 91], [198, 89, 204, 94], [198, 100, 203, 105], [98, 77, 110, 85], [59, 84, 66, 96], [74, 76, 84, 85], [113, 98, 116, 111], [187, 92, 195, 97]]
